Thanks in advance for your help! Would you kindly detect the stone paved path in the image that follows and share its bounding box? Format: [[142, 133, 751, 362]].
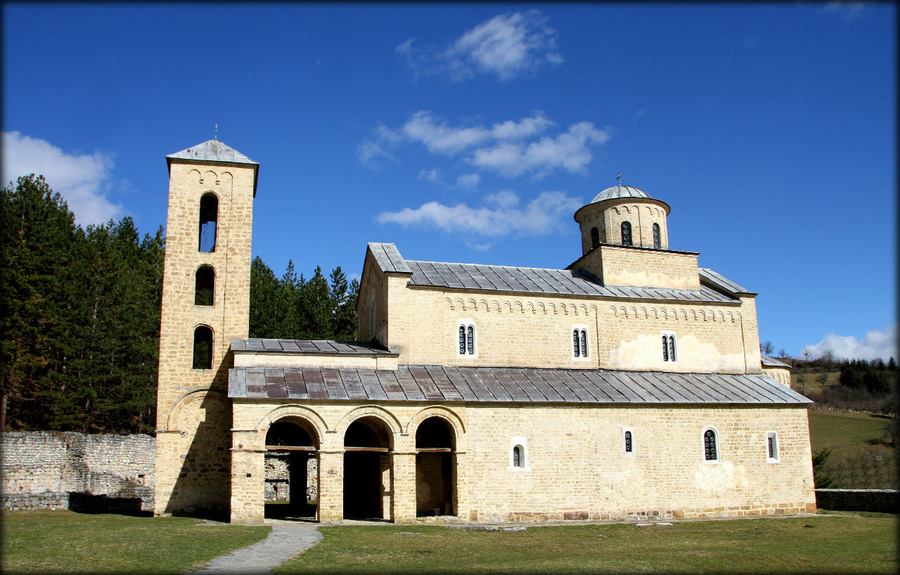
[[193, 519, 323, 574]]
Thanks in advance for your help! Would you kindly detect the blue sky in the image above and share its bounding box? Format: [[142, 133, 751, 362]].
[[3, 3, 896, 360]]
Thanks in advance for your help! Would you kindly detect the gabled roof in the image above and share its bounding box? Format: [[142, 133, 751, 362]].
[[166, 139, 259, 196], [761, 355, 792, 368], [167, 139, 258, 165], [368, 242, 412, 274], [699, 268, 755, 296], [229, 365, 811, 405]]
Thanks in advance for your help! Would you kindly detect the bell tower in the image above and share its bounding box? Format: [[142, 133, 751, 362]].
[[154, 140, 258, 518]]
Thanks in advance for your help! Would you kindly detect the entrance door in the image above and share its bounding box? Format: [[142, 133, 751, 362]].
[[264, 420, 318, 520]]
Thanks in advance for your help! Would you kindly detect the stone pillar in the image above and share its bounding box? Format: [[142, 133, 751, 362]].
[[153, 431, 180, 516], [392, 451, 417, 523], [230, 442, 265, 524], [454, 451, 469, 521], [317, 451, 343, 522]]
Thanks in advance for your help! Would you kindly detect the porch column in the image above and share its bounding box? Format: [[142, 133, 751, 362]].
[[317, 450, 344, 522], [392, 451, 417, 523]]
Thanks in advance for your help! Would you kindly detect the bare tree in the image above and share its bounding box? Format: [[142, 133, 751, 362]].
[[760, 340, 774, 356]]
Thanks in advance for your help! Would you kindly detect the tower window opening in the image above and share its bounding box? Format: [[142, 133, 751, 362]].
[[195, 266, 215, 306], [193, 326, 213, 369], [621, 221, 633, 246], [199, 194, 218, 253], [653, 223, 661, 249], [590, 227, 600, 249]]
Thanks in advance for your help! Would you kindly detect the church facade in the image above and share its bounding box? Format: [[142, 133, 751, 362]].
[[154, 140, 815, 525]]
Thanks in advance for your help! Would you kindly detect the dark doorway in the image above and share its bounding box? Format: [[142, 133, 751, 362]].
[[265, 420, 318, 520], [416, 417, 454, 517], [343, 417, 391, 520]]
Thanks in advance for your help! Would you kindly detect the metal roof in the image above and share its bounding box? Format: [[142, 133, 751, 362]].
[[761, 355, 792, 368], [368, 242, 412, 274], [231, 339, 397, 356], [229, 365, 810, 405], [699, 268, 754, 296], [590, 185, 651, 203], [404, 259, 738, 303], [167, 139, 258, 165]]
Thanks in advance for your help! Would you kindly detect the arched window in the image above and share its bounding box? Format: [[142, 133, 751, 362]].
[[590, 227, 600, 249], [369, 294, 376, 341], [767, 431, 779, 463], [662, 332, 677, 363], [703, 428, 718, 461], [198, 194, 218, 252], [572, 326, 589, 359], [621, 221, 632, 246], [653, 223, 661, 249], [458, 322, 475, 356], [513, 445, 523, 467], [192, 326, 213, 369], [623, 430, 634, 455], [195, 266, 215, 306]]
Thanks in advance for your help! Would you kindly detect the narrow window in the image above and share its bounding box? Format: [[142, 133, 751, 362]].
[[195, 266, 215, 306], [767, 431, 779, 463], [704, 428, 718, 462], [653, 223, 661, 249], [459, 322, 476, 356], [623, 429, 634, 455], [572, 325, 589, 359], [621, 221, 632, 246], [662, 332, 677, 363], [369, 294, 376, 340], [590, 227, 600, 249], [513, 445, 523, 467], [193, 326, 213, 370], [510, 437, 527, 470], [198, 194, 218, 253]]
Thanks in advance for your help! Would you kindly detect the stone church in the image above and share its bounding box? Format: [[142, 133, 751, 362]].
[[154, 139, 815, 525]]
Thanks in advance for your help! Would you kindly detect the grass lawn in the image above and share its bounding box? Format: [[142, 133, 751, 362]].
[[807, 410, 891, 449], [277, 514, 897, 574], [0, 510, 270, 574]]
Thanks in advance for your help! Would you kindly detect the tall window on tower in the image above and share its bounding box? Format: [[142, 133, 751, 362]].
[[458, 321, 476, 356], [653, 223, 661, 249], [193, 326, 213, 369], [195, 266, 215, 306], [590, 227, 600, 249], [198, 193, 218, 252], [621, 221, 633, 246]]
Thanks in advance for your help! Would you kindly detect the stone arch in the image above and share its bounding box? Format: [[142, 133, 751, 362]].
[[334, 405, 403, 444], [165, 389, 227, 433], [257, 404, 329, 441], [406, 405, 467, 439]]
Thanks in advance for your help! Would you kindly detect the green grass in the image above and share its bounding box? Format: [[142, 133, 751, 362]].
[[0, 510, 270, 574], [807, 410, 891, 449], [277, 515, 897, 574]]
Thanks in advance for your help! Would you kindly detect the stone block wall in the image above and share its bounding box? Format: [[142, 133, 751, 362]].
[[1, 431, 155, 512]]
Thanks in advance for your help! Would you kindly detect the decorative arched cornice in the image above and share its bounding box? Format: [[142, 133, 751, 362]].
[[165, 389, 226, 432]]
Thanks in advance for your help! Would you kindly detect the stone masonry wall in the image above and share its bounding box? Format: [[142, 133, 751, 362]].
[[1, 431, 155, 512]]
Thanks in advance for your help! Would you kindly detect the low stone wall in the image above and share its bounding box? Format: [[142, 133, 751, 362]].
[[1, 431, 155, 513], [815, 489, 898, 513]]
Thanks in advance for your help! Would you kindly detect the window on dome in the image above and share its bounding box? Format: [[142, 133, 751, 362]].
[[621, 222, 632, 246], [590, 227, 600, 249], [653, 223, 661, 249]]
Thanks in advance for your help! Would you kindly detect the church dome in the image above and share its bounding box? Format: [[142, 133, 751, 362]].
[[590, 185, 651, 203]]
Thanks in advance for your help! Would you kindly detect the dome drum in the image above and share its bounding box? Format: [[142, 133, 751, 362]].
[[575, 185, 671, 254]]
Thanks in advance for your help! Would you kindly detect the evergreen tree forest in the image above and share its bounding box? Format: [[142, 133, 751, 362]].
[[1, 175, 358, 434]]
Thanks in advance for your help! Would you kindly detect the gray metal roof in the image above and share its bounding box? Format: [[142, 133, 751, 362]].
[[590, 185, 651, 203], [368, 242, 412, 274], [404, 259, 737, 304], [231, 339, 397, 356], [761, 355, 792, 368], [699, 268, 754, 296], [167, 139, 258, 165], [229, 365, 811, 405]]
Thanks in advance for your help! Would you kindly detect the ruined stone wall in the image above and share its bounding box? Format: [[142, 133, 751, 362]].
[[1, 431, 155, 512]]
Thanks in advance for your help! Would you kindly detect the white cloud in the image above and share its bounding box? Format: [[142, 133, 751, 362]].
[[398, 10, 563, 82], [357, 139, 398, 169], [801, 325, 897, 362], [376, 190, 581, 238], [360, 111, 608, 178], [2, 131, 123, 226], [418, 167, 442, 184], [822, 2, 866, 21], [456, 173, 481, 189], [471, 121, 611, 178]]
